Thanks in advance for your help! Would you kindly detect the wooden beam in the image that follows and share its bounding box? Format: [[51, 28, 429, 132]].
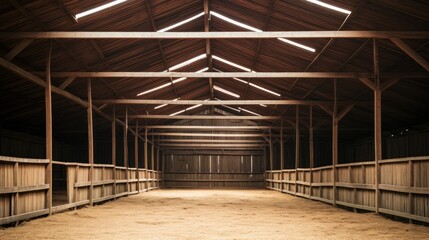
[[124, 107, 129, 194], [95, 99, 369, 106], [374, 40, 382, 214], [87, 78, 94, 206], [309, 106, 314, 198], [59, 76, 76, 90], [144, 128, 148, 189], [164, 146, 262, 150], [358, 77, 376, 91], [134, 121, 139, 192], [156, 139, 265, 143], [148, 132, 270, 137], [318, 105, 333, 116], [159, 144, 265, 148], [45, 42, 53, 215], [280, 120, 284, 192], [381, 78, 401, 92], [146, 125, 277, 130], [4, 39, 33, 60], [164, 150, 263, 155], [391, 38, 429, 72], [111, 106, 116, 198], [295, 106, 300, 196], [269, 130, 273, 187], [337, 105, 355, 122], [2, 31, 429, 39], [127, 115, 281, 120]]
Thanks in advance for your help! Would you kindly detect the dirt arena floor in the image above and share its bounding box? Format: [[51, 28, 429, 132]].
[[1, 189, 428, 239]]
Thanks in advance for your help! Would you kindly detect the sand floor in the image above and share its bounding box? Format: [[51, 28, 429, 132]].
[[0, 189, 428, 240]]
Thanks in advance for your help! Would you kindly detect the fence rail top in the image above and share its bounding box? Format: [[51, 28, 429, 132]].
[[0, 155, 49, 164]]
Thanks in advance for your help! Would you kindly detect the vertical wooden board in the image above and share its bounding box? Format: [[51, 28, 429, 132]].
[[78, 167, 90, 183], [17, 191, 45, 214], [93, 168, 103, 181], [337, 168, 349, 182], [322, 169, 333, 182], [322, 187, 333, 200], [365, 165, 375, 184], [0, 163, 14, 187], [67, 167, 75, 203], [312, 187, 321, 198], [381, 191, 408, 213], [104, 168, 113, 180], [104, 185, 113, 196], [358, 189, 375, 207], [93, 186, 102, 199], [413, 195, 429, 217], [312, 171, 320, 183], [380, 163, 408, 186], [77, 187, 89, 202], [338, 188, 353, 203], [0, 194, 11, 218], [414, 160, 429, 187], [19, 164, 45, 186]]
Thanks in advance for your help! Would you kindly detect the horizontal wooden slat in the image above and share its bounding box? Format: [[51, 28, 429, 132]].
[[164, 179, 264, 182], [379, 156, 429, 164], [379, 208, 429, 224], [0, 156, 48, 164], [336, 182, 375, 190], [0, 209, 49, 225], [379, 184, 429, 194], [2, 31, 429, 39], [52, 200, 90, 213], [311, 182, 334, 187], [336, 201, 375, 212], [0, 184, 49, 194]]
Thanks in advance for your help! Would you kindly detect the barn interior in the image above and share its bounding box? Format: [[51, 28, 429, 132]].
[[0, 0, 428, 238]]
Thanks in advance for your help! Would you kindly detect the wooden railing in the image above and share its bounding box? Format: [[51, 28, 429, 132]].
[[164, 172, 265, 188], [0, 156, 162, 225], [266, 156, 429, 224]]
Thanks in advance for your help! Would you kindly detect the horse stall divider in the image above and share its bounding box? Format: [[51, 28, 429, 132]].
[[266, 156, 429, 223]]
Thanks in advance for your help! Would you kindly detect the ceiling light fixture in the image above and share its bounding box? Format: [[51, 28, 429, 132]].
[[306, 0, 351, 15], [75, 0, 127, 20], [214, 85, 240, 98], [158, 12, 205, 32]]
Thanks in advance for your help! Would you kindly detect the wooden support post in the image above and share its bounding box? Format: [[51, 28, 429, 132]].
[[87, 78, 94, 206], [156, 139, 160, 188], [161, 151, 165, 187], [374, 39, 382, 214], [135, 121, 139, 193], [332, 80, 338, 207], [280, 120, 284, 192], [295, 106, 300, 196], [408, 160, 414, 223], [45, 41, 53, 215], [144, 128, 148, 191], [124, 107, 129, 195], [151, 135, 155, 190], [112, 106, 116, 198], [269, 130, 273, 188], [309, 106, 314, 197]]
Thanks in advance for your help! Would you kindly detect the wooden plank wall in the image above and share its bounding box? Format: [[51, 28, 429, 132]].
[[0, 156, 162, 225], [266, 156, 429, 223], [164, 154, 264, 188]]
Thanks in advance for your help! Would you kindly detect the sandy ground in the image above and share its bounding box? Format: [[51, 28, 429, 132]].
[[0, 189, 428, 240]]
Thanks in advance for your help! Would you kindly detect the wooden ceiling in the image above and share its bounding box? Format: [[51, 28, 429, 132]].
[[0, 0, 428, 150]]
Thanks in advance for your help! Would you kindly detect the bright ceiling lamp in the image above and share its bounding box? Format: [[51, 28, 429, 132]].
[[306, 0, 351, 15], [169, 54, 206, 71], [75, 0, 127, 19], [277, 38, 316, 52], [215, 98, 241, 112], [169, 99, 209, 116], [213, 55, 252, 72], [210, 11, 315, 52], [210, 11, 263, 32], [154, 98, 179, 109], [239, 107, 261, 116], [136, 65, 208, 96], [158, 12, 205, 32], [136, 82, 172, 96], [233, 77, 281, 97], [214, 85, 240, 98], [259, 104, 267, 107]]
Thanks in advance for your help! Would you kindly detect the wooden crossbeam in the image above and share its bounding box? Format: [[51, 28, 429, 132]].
[[94, 99, 369, 106], [4, 39, 33, 60], [390, 38, 429, 72], [126, 115, 282, 120], [145, 125, 278, 130], [1, 31, 429, 39]]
